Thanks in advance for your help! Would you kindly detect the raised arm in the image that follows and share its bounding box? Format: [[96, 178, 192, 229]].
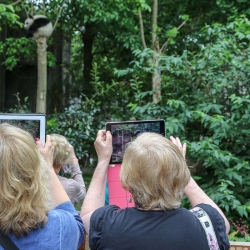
[[37, 135, 70, 206], [170, 136, 230, 234], [81, 130, 112, 234], [69, 146, 86, 202]]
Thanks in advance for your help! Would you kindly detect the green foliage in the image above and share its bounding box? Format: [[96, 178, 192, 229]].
[[0, 2, 57, 70], [229, 232, 250, 242], [0, 4, 22, 30], [115, 16, 250, 224], [47, 51, 56, 67], [0, 37, 36, 70], [229, 218, 250, 242], [3, 0, 250, 231], [47, 63, 133, 166], [46, 96, 102, 167], [8, 93, 31, 113]]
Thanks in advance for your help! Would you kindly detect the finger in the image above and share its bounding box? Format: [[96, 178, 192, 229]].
[[170, 136, 177, 145], [105, 131, 112, 144], [176, 137, 182, 148], [46, 135, 51, 145], [96, 130, 106, 141], [36, 139, 43, 149]]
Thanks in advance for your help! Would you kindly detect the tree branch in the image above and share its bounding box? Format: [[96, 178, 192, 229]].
[[152, 0, 158, 51], [23, 4, 28, 18], [10, 0, 22, 6], [43, 0, 46, 15], [177, 19, 187, 31], [161, 19, 187, 53], [53, 0, 66, 31], [31, 2, 34, 16], [138, 10, 147, 49]]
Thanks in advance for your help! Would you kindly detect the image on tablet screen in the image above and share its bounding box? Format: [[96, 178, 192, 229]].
[[0, 119, 40, 139], [110, 122, 162, 164]]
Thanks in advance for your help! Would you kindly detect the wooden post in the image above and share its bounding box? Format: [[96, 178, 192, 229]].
[[36, 36, 47, 113]]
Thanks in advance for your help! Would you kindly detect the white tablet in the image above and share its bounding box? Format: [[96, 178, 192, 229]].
[[0, 114, 46, 145]]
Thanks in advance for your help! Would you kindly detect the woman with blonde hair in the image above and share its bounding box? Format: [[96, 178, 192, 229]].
[[0, 123, 84, 249], [50, 134, 86, 204], [81, 131, 230, 250]]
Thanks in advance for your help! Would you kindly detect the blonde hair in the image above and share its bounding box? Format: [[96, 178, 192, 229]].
[[120, 132, 190, 210], [0, 123, 53, 237], [50, 134, 72, 166]]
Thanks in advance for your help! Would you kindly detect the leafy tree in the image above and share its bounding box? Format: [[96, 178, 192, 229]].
[[2, 0, 250, 227], [0, 4, 22, 28], [115, 16, 250, 222]]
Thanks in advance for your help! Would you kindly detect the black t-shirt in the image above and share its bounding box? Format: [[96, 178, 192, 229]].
[[89, 203, 230, 250]]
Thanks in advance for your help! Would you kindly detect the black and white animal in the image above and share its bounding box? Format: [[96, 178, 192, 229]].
[[24, 15, 53, 39]]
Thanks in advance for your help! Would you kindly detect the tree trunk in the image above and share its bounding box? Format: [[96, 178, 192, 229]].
[[82, 22, 95, 96], [152, 54, 161, 103], [36, 37, 47, 114], [152, 0, 161, 104]]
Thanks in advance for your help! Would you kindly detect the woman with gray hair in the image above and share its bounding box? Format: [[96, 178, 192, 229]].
[[0, 123, 84, 250], [81, 130, 230, 250], [50, 134, 86, 204]]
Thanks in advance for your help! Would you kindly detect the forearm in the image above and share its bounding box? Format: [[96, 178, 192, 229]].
[[185, 177, 230, 233], [71, 163, 86, 196], [49, 169, 70, 206], [37, 135, 70, 207], [80, 160, 108, 217]]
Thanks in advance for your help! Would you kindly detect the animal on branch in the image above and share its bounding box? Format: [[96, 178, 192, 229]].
[[24, 14, 53, 40]]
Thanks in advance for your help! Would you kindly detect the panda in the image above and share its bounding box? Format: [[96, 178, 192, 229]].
[[24, 14, 53, 40]]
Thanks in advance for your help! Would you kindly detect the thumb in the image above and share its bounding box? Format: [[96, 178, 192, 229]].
[[36, 139, 43, 150], [106, 131, 112, 144]]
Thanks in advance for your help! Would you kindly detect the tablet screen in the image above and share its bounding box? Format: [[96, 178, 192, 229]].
[[0, 114, 46, 146], [106, 119, 165, 164]]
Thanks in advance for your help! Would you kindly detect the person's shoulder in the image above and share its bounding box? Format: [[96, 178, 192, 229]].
[[191, 203, 230, 249], [48, 202, 84, 249], [49, 201, 79, 219], [45, 203, 77, 233], [91, 205, 122, 221], [93, 205, 121, 214], [57, 175, 68, 182], [90, 205, 124, 236], [186, 204, 222, 222]]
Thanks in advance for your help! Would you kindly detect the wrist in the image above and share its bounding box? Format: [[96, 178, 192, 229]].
[[96, 159, 110, 169]]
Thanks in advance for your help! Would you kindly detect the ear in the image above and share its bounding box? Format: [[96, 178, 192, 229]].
[[28, 14, 33, 19]]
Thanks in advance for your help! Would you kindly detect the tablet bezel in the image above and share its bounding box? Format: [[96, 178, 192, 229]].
[[106, 119, 165, 164], [0, 114, 46, 146]]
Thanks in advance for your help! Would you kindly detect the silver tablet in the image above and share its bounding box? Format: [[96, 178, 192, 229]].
[[0, 114, 46, 145]]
